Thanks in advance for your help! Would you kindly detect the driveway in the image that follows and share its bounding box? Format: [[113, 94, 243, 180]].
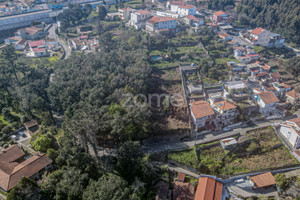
[[226, 178, 278, 198]]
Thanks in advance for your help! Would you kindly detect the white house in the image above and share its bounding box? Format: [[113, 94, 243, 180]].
[[14, 39, 28, 50], [286, 90, 300, 105], [280, 118, 300, 149], [212, 100, 238, 127], [190, 100, 215, 130], [183, 15, 204, 26], [167, 0, 185, 13], [252, 91, 279, 117], [247, 27, 284, 48], [146, 16, 177, 34], [177, 4, 196, 17], [129, 10, 152, 30]]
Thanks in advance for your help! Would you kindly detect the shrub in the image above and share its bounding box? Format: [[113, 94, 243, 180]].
[[274, 173, 290, 191], [31, 134, 52, 152]]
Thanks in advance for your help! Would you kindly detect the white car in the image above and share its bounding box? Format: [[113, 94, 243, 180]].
[[223, 127, 232, 132]]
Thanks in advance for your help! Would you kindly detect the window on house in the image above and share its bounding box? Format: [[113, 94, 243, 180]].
[[287, 132, 291, 139]]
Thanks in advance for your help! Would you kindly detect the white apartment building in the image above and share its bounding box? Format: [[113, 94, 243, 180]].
[[146, 16, 177, 33], [129, 10, 152, 30], [177, 4, 196, 17]]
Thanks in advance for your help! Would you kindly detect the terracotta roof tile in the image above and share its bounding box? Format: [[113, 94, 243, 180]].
[[190, 101, 215, 119], [214, 100, 236, 111], [0, 145, 52, 191], [287, 117, 300, 128], [179, 4, 195, 9], [147, 16, 176, 24], [258, 91, 279, 104], [270, 72, 280, 79], [135, 10, 151, 14], [213, 11, 227, 16], [249, 172, 276, 188], [177, 172, 185, 182], [251, 27, 265, 35], [286, 90, 300, 99], [195, 177, 223, 200]]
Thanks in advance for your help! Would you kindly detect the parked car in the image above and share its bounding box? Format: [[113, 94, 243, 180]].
[[223, 127, 232, 132]]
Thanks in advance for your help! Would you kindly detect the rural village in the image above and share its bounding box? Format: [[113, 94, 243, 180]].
[[0, 0, 300, 199]]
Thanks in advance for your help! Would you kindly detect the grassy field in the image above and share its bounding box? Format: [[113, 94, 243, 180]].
[[168, 127, 299, 177], [215, 57, 239, 64]]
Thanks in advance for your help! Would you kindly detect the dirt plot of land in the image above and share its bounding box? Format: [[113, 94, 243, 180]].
[[149, 68, 190, 136], [168, 127, 299, 177]]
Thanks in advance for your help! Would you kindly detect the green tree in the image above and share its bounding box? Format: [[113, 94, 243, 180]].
[[7, 177, 45, 200], [83, 173, 131, 200], [98, 6, 107, 20], [274, 173, 290, 191], [31, 134, 52, 152]]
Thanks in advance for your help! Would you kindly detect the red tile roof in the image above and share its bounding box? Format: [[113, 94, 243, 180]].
[[214, 100, 236, 111], [169, 0, 185, 6], [28, 40, 45, 47], [147, 16, 176, 24], [177, 172, 185, 182], [255, 72, 269, 77], [190, 101, 215, 119], [213, 11, 227, 16], [195, 177, 223, 200], [179, 4, 195, 9], [258, 91, 279, 104], [251, 27, 265, 35], [218, 32, 229, 38], [135, 10, 151, 14], [185, 15, 197, 20], [247, 54, 259, 57], [249, 172, 276, 188], [281, 82, 292, 89], [270, 72, 280, 79], [0, 145, 52, 191], [288, 117, 300, 128], [32, 48, 46, 53], [286, 90, 300, 99]]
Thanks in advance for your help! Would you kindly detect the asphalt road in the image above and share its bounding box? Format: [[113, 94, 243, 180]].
[[142, 119, 287, 154], [48, 23, 71, 59]]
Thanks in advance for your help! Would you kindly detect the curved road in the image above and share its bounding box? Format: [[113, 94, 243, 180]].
[[48, 23, 71, 59]]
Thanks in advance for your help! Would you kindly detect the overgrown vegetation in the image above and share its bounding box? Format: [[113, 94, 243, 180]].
[[168, 127, 298, 176]]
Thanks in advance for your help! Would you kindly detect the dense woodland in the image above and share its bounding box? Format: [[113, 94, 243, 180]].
[[208, 0, 300, 46], [0, 28, 163, 199], [236, 0, 300, 45]]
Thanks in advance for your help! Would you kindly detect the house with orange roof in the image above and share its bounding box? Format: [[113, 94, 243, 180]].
[[249, 172, 276, 189], [246, 27, 284, 48], [190, 101, 216, 130], [286, 90, 300, 105], [146, 16, 177, 34], [212, 11, 232, 24], [129, 10, 152, 30], [0, 145, 52, 192], [280, 117, 300, 149], [252, 91, 280, 117], [166, 0, 185, 13], [15, 26, 44, 40], [218, 31, 232, 41], [194, 177, 224, 200], [177, 4, 196, 16], [183, 15, 204, 26], [212, 100, 238, 126], [118, 7, 134, 20]]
